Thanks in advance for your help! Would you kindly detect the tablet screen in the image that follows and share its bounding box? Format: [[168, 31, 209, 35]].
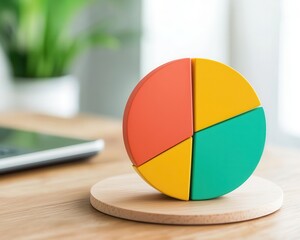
[[0, 127, 89, 158]]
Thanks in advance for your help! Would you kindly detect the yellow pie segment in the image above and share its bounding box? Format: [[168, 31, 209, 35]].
[[134, 137, 192, 200], [192, 58, 261, 131]]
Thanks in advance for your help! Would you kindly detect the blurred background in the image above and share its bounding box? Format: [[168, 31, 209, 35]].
[[0, 0, 299, 148]]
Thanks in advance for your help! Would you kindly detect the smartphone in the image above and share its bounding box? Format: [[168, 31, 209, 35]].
[[0, 127, 104, 173]]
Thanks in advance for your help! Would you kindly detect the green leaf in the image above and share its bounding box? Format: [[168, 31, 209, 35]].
[[0, 0, 135, 78]]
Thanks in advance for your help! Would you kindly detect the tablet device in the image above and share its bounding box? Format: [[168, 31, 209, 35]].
[[0, 127, 104, 173]]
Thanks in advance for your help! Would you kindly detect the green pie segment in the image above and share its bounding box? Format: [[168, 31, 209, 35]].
[[190, 107, 266, 200]]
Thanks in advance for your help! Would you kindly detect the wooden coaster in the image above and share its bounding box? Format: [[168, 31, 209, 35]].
[[90, 174, 283, 225]]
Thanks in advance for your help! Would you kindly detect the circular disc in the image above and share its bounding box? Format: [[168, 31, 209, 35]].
[[90, 174, 283, 225], [123, 58, 266, 200]]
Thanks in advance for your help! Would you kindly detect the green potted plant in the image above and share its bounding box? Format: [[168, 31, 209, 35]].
[[0, 0, 121, 116]]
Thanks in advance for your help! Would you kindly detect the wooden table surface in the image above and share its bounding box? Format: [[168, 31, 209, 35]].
[[0, 112, 299, 239]]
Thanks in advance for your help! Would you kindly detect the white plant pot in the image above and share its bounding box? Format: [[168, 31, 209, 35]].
[[13, 75, 79, 117], [0, 47, 12, 112]]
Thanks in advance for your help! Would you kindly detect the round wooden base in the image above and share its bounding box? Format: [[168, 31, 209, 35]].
[[90, 174, 283, 225]]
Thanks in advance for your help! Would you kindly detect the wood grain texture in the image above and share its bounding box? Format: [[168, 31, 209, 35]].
[[0, 112, 299, 239], [90, 174, 283, 225]]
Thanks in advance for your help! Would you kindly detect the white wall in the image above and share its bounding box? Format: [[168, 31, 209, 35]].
[[278, 0, 300, 137], [141, 0, 230, 76]]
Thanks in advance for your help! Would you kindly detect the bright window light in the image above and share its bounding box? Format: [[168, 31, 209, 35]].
[[141, 0, 229, 76], [279, 0, 300, 136]]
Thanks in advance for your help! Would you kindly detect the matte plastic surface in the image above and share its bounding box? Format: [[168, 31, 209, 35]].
[[123, 57, 266, 201], [123, 59, 193, 166], [192, 58, 261, 132], [134, 138, 192, 201], [190, 108, 266, 200]]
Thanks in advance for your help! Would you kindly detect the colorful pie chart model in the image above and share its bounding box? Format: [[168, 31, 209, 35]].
[[90, 57, 282, 225], [123, 58, 266, 201]]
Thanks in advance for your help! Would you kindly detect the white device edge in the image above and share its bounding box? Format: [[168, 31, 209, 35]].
[[0, 139, 104, 170]]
